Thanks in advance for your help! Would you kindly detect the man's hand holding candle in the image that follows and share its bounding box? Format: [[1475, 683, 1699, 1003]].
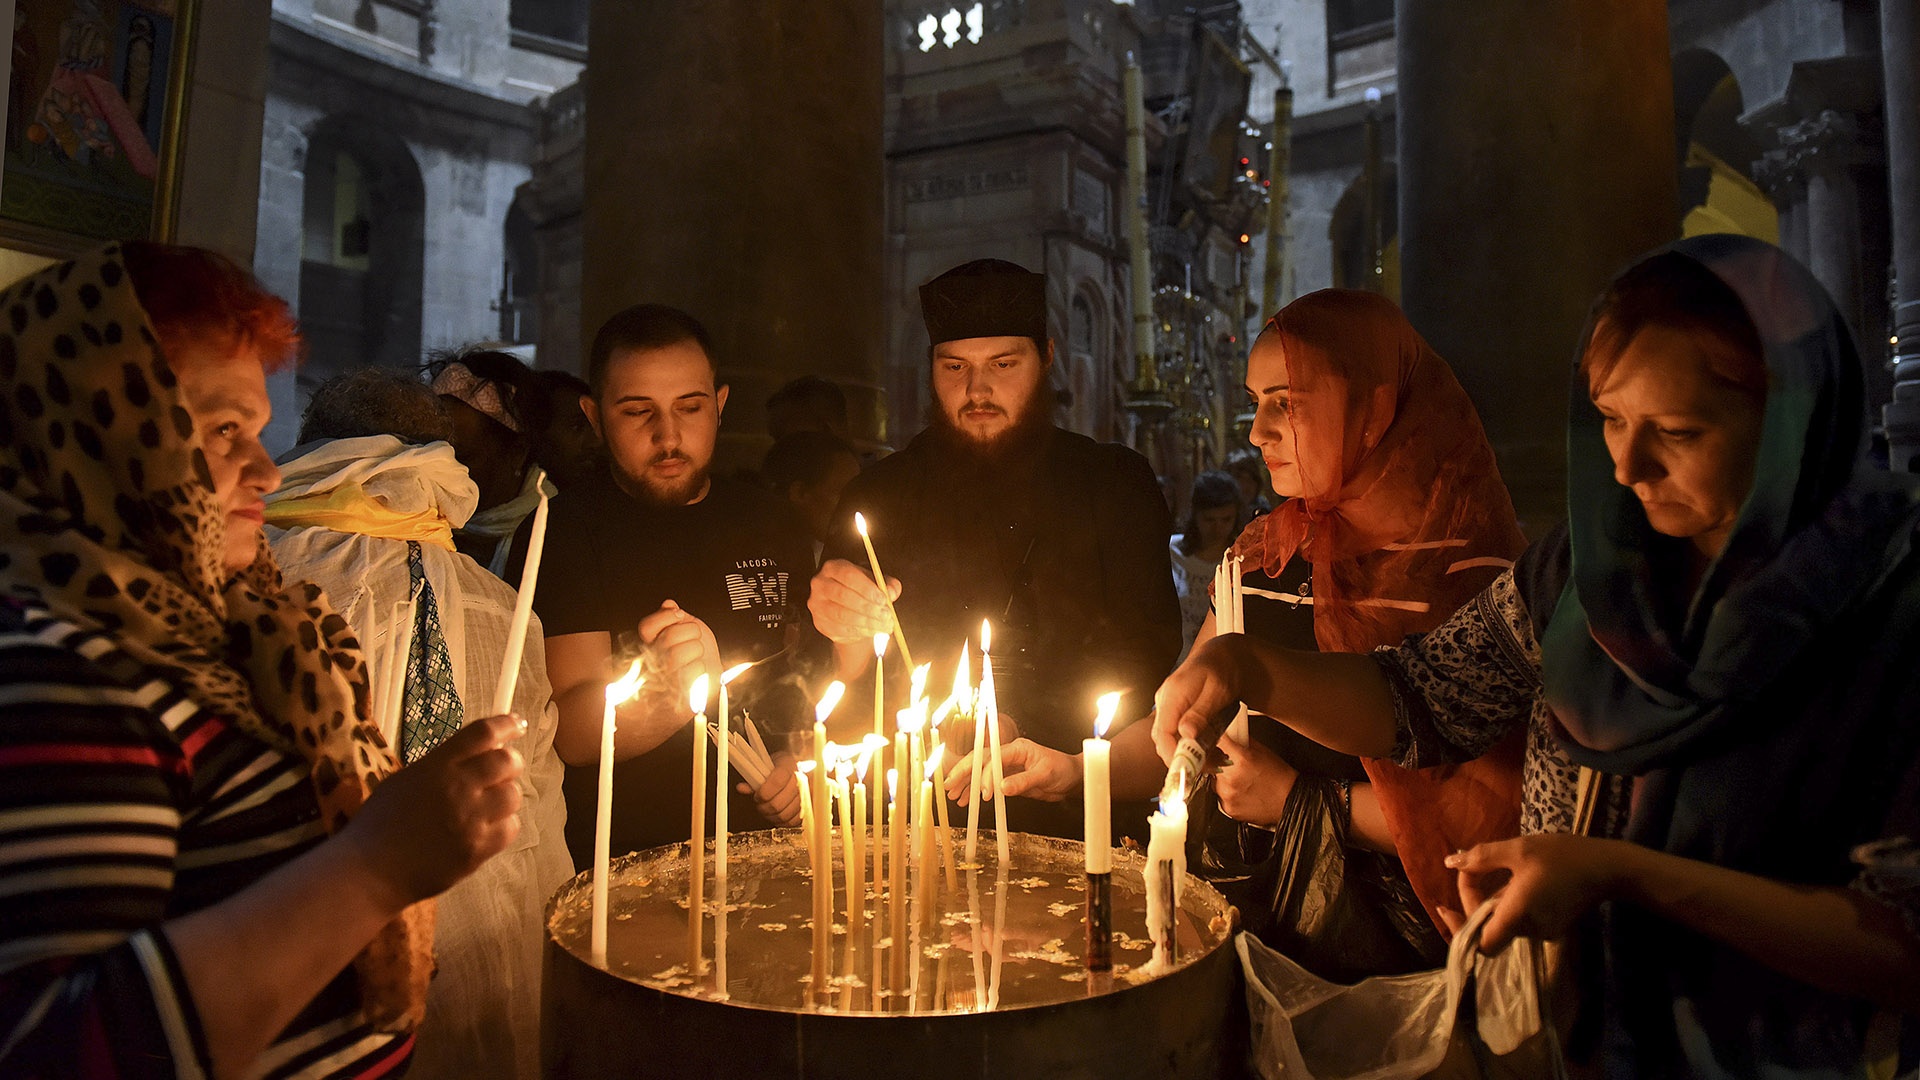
[[807, 559, 900, 680], [743, 751, 803, 826], [945, 736, 1075, 804]]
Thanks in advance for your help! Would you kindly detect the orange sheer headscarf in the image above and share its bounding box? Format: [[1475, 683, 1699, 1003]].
[[1229, 289, 1527, 933]]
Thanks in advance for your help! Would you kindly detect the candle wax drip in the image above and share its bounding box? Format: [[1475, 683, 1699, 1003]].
[[550, 830, 1226, 1015]]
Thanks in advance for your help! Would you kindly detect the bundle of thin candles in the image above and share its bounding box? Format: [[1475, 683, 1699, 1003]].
[[706, 714, 776, 789]]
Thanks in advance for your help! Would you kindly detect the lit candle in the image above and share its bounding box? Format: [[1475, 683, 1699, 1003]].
[[812, 683, 843, 995], [839, 756, 863, 931], [1084, 692, 1120, 874], [888, 766, 907, 998], [715, 663, 751, 923], [873, 632, 888, 739], [687, 673, 711, 973], [1144, 783, 1189, 973], [852, 511, 914, 670], [865, 733, 887, 901], [980, 621, 1008, 869], [926, 741, 956, 888], [915, 752, 936, 928], [796, 761, 827, 999], [893, 717, 911, 851], [962, 639, 985, 864], [853, 751, 871, 918], [591, 659, 644, 968], [492, 478, 549, 715]]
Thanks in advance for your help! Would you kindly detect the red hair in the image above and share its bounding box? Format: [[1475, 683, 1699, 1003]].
[[120, 241, 303, 371]]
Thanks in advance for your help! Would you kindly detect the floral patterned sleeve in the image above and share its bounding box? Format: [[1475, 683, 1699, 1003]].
[[1371, 569, 1543, 769]]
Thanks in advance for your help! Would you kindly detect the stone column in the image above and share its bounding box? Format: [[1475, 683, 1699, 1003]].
[[1397, 0, 1677, 531], [581, 2, 884, 463], [1884, 0, 1920, 471]]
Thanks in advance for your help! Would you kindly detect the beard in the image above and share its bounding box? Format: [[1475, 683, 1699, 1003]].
[[612, 448, 712, 508], [925, 386, 1056, 469]]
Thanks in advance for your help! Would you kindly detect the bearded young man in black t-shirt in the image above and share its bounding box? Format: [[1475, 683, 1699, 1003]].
[[538, 305, 809, 866]]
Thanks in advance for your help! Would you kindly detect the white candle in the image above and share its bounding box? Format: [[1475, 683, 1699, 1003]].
[[715, 662, 750, 942], [1225, 553, 1250, 743], [853, 511, 913, 671], [980, 621, 1008, 868], [592, 660, 644, 968], [492, 479, 549, 715], [873, 632, 888, 739], [962, 640, 985, 865], [688, 674, 711, 972], [1144, 787, 1189, 973], [1084, 692, 1120, 875]]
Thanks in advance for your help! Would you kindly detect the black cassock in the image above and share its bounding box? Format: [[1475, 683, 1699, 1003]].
[[823, 424, 1181, 840]]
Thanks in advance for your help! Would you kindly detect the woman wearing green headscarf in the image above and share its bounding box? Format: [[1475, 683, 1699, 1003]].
[[1154, 235, 1920, 1076]]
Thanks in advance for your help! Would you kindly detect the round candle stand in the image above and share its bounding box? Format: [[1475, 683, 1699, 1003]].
[[544, 830, 1247, 1079]]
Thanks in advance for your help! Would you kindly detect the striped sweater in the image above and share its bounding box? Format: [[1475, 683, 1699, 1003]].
[[0, 598, 410, 1079]]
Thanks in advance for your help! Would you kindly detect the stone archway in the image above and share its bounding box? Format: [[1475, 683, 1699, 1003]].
[[297, 116, 426, 394], [1056, 289, 1109, 439]]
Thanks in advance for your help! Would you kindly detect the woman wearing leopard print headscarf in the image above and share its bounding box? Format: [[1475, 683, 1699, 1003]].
[[0, 242, 526, 1079]]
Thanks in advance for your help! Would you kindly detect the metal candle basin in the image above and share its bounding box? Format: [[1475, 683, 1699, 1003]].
[[543, 830, 1246, 1079]]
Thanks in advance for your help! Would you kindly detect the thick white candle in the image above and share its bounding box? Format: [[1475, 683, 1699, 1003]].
[[492, 480, 549, 715], [1144, 790, 1189, 973], [1083, 691, 1120, 875], [592, 660, 644, 967]]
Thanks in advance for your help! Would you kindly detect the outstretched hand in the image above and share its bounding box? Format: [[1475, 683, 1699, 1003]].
[[345, 712, 527, 909], [1150, 636, 1245, 763], [741, 753, 802, 826], [945, 737, 1080, 805], [808, 559, 899, 644], [1441, 834, 1624, 954], [638, 600, 720, 703], [1211, 734, 1297, 828]]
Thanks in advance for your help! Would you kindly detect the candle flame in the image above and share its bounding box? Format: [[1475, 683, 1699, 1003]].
[[720, 662, 753, 685], [887, 767, 898, 803], [853, 511, 870, 537], [797, 759, 816, 775], [951, 643, 972, 714], [873, 632, 889, 658], [1160, 776, 1188, 817], [980, 619, 992, 654], [897, 704, 924, 735], [909, 663, 930, 704], [815, 680, 846, 724], [688, 673, 710, 715], [604, 659, 644, 704], [862, 732, 889, 751], [924, 743, 945, 780], [930, 697, 954, 731], [1094, 691, 1121, 739], [855, 748, 871, 783]]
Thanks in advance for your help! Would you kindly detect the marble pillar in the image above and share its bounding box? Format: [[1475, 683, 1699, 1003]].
[[1883, 0, 1920, 471], [581, 2, 885, 462], [1397, 0, 1677, 531]]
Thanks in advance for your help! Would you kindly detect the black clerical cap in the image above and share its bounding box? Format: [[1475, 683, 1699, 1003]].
[[918, 259, 1047, 345]]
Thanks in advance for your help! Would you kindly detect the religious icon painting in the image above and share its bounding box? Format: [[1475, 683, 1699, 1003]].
[[0, 0, 196, 254]]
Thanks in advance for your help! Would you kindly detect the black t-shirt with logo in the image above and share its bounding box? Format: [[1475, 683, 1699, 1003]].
[[538, 473, 816, 866]]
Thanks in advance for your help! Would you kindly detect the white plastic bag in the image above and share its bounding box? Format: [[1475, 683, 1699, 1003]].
[[1238, 899, 1561, 1080]]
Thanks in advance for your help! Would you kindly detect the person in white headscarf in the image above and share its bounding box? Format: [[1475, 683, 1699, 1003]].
[[267, 369, 571, 1080]]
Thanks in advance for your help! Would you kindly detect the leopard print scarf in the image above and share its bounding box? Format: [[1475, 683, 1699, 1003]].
[[0, 245, 432, 1032]]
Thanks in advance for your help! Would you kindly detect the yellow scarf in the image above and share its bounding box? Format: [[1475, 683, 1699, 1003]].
[[266, 482, 459, 550]]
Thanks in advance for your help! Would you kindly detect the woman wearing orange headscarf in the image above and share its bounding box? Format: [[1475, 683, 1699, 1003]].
[[969, 289, 1525, 976]]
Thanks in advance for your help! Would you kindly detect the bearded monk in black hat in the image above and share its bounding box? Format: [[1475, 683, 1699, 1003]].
[[808, 258, 1180, 839]]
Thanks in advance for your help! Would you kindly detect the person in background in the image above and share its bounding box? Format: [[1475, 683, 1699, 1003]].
[[428, 347, 550, 578], [1157, 238, 1920, 1074], [761, 429, 862, 564], [266, 370, 571, 1080], [539, 304, 809, 869], [528, 368, 604, 491], [1169, 469, 1243, 659], [1225, 445, 1273, 525], [0, 243, 522, 1078], [766, 373, 850, 441]]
